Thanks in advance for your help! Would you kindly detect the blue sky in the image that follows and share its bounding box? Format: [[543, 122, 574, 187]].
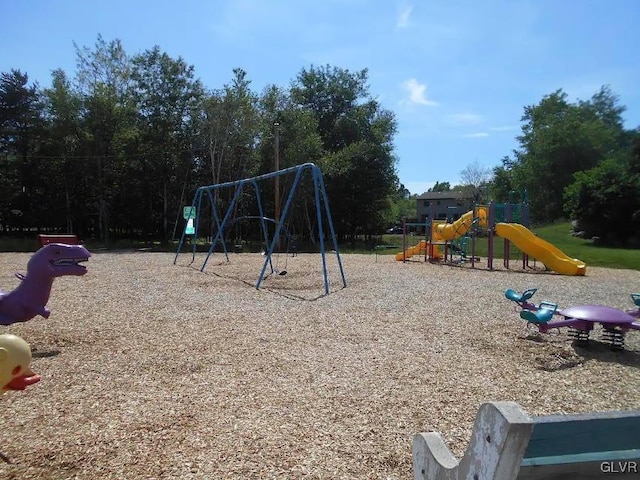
[[2, 0, 639, 195]]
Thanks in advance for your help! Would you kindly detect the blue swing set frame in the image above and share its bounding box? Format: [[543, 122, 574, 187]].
[[174, 163, 346, 295]]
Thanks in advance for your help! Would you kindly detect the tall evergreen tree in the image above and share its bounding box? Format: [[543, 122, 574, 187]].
[[130, 46, 204, 241], [0, 69, 43, 230], [73, 35, 137, 242]]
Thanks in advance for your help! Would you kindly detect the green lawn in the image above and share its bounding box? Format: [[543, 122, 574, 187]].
[[380, 222, 640, 271], [523, 222, 640, 270]]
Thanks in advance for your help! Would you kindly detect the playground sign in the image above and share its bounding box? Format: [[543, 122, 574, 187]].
[[184, 206, 196, 235], [183, 206, 196, 220]]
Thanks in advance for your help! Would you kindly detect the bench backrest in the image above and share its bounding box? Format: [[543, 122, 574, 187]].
[[518, 410, 640, 479], [413, 402, 640, 480]]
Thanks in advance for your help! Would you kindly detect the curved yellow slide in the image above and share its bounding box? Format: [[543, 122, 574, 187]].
[[395, 240, 426, 261], [435, 207, 488, 241], [495, 223, 586, 276], [395, 240, 443, 261]]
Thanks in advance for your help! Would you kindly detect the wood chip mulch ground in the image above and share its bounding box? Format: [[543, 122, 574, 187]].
[[1, 251, 639, 479]]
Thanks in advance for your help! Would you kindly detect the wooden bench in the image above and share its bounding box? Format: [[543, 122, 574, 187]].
[[413, 401, 640, 479], [37, 234, 79, 247]]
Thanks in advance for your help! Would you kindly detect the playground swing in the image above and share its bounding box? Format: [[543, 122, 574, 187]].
[[229, 215, 291, 276], [175, 163, 346, 295], [271, 180, 297, 276], [273, 250, 288, 276], [272, 220, 297, 276]]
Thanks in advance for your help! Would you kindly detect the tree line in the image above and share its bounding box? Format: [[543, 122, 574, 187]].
[[492, 87, 640, 246], [421, 87, 640, 247], [1, 35, 639, 247], [0, 36, 398, 245]]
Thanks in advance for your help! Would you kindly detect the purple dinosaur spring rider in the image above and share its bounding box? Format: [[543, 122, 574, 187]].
[[0, 243, 91, 325], [505, 288, 640, 351]]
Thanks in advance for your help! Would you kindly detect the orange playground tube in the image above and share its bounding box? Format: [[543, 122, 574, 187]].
[[395, 239, 442, 261]]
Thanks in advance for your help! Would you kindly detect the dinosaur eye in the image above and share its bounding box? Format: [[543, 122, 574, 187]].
[[55, 248, 61, 255], [12, 366, 21, 376]]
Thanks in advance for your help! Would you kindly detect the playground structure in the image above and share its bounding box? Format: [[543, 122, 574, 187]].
[[395, 207, 486, 263], [505, 287, 640, 351], [0, 334, 40, 394], [396, 197, 586, 276], [0, 333, 40, 464], [174, 163, 347, 295], [0, 243, 91, 325]]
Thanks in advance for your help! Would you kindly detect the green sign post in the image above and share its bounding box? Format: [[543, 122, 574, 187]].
[[184, 206, 196, 235]]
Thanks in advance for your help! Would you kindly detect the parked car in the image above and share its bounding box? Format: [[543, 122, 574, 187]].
[[386, 226, 403, 234]]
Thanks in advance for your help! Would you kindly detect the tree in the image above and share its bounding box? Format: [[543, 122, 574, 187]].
[[73, 35, 137, 242], [130, 46, 204, 241], [384, 184, 416, 227], [201, 68, 260, 190], [0, 69, 43, 230], [41, 69, 84, 232], [564, 158, 640, 245], [459, 160, 492, 202], [255, 85, 324, 242], [0, 40, 405, 246], [428, 181, 450, 192], [564, 132, 640, 245], [488, 157, 515, 202], [0, 69, 42, 157], [290, 65, 399, 240], [510, 87, 627, 223]]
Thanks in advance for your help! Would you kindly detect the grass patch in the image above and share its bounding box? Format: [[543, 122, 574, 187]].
[[530, 222, 640, 270]]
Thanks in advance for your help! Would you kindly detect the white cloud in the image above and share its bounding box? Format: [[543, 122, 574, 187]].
[[489, 125, 518, 132], [463, 132, 489, 138], [400, 78, 438, 107], [397, 5, 412, 28], [445, 113, 483, 126]]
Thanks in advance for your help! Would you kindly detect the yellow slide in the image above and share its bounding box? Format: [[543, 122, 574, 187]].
[[495, 223, 586, 276], [435, 207, 488, 240], [396, 240, 425, 260], [395, 240, 443, 261]]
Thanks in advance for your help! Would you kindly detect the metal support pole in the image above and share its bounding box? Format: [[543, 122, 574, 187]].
[[488, 202, 494, 270], [402, 216, 407, 263], [504, 201, 511, 268]]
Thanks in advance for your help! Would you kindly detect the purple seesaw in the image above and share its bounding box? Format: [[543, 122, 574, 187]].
[[505, 288, 640, 351]]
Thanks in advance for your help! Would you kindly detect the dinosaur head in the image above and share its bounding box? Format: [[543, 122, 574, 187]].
[[27, 243, 91, 278], [0, 334, 40, 393]]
